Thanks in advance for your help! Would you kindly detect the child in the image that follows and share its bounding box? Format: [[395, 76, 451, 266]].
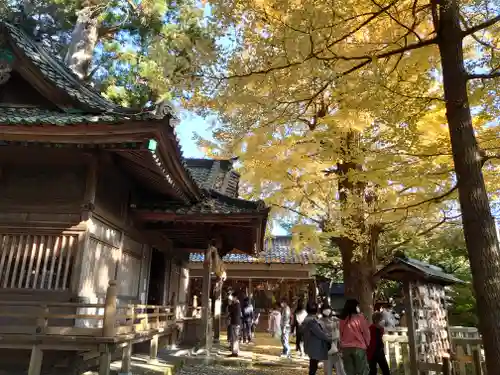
[[321, 304, 346, 375], [367, 312, 391, 375]]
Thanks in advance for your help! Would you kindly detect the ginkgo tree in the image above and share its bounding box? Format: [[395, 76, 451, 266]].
[[214, 108, 464, 314], [191, 0, 500, 370]]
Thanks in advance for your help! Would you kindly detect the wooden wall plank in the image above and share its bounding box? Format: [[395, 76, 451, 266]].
[[18, 235, 31, 288], [0, 235, 8, 281], [10, 235, 25, 288], [55, 236, 67, 290], [25, 236, 38, 288], [32, 236, 46, 289], [47, 237, 60, 289], [62, 236, 75, 290], [39, 236, 53, 289]]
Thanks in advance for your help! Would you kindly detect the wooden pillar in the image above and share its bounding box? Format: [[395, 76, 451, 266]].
[[150, 334, 159, 361], [403, 281, 419, 375], [213, 279, 222, 343], [28, 345, 43, 375], [201, 245, 213, 352], [98, 351, 111, 375], [102, 280, 118, 337], [120, 343, 132, 375]]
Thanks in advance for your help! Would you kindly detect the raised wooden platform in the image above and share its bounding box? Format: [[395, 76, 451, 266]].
[[0, 282, 180, 375]]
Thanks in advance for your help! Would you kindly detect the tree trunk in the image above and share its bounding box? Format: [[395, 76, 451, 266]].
[[336, 131, 377, 316], [338, 237, 374, 315], [64, 6, 99, 79], [437, 0, 500, 372]]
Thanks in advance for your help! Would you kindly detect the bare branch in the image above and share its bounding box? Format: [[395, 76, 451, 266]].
[[462, 14, 500, 36]]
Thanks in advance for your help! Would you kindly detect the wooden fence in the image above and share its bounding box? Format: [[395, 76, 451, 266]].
[[0, 280, 177, 375], [384, 327, 484, 375]]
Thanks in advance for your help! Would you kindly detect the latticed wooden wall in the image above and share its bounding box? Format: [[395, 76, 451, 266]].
[[412, 282, 451, 364]]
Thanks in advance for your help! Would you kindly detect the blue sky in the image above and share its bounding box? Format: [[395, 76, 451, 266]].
[[176, 111, 210, 158], [176, 111, 288, 235]]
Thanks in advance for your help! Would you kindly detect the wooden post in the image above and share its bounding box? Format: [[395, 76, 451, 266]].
[[150, 334, 159, 361], [213, 280, 222, 343], [201, 245, 213, 353], [103, 280, 118, 337], [442, 357, 452, 375], [473, 349, 482, 375], [98, 351, 111, 375], [36, 305, 48, 334], [28, 345, 43, 375], [120, 343, 132, 375], [403, 281, 419, 375]]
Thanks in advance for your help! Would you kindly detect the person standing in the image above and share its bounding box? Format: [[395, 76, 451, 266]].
[[241, 297, 254, 343], [226, 296, 233, 345], [228, 292, 242, 357], [280, 298, 292, 358], [367, 312, 391, 375], [268, 303, 282, 338], [339, 299, 370, 375], [251, 308, 261, 340], [303, 301, 332, 375], [292, 299, 308, 357], [320, 303, 346, 375]]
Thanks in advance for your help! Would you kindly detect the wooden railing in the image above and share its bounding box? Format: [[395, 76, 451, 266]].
[[384, 327, 485, 375], [0, 281, 176, 340]]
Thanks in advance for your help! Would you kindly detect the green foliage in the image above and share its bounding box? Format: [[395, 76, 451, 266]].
[[4, 0, 219, 107]]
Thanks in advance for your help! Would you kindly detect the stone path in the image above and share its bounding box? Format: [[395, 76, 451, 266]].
[[177, 364, 307, 375]]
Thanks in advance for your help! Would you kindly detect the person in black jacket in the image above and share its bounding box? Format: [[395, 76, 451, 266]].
[[241, 297, 254, 343], [228, 292, 242, 356]]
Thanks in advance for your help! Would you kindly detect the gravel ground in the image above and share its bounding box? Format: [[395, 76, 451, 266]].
[[178, 364, 307, 375]]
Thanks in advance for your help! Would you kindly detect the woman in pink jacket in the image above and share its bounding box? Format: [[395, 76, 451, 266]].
[[339, 299, 370, 375]]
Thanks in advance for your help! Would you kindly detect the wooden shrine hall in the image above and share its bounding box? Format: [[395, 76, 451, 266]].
[[0, 20, 269, 375], [188, 235, 325, 329]]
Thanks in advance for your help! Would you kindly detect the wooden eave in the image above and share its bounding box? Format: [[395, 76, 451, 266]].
[[0, 122, 201, 202], [373, 262, 463, 286], [135, 208, 269, 254], [134, 211, 267, 223]]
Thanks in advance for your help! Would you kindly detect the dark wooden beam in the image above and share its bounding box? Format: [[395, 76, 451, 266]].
[[135, 211, 260, 223]]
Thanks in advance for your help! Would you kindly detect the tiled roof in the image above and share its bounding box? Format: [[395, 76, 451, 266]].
[[0, 106, 157, 125], [189, 236, 324, 264], [2, 22, 129, 113], [184, 158, 240, 198], [374, 255, 464, 285], [0, 22, 202, 202], [137, 189, 267, 215]]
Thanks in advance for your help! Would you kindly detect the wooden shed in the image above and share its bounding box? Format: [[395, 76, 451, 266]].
[[374, 255, 464, 375]]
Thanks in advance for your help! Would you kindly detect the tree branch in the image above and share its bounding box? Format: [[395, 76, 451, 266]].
[[462, 14, 500, 36], [481, 151, 500, 165], [467, 71, 500, 80], [373, 183, 458, 215], [271, 203, 323, 225], [387, 213, 461, 252]]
